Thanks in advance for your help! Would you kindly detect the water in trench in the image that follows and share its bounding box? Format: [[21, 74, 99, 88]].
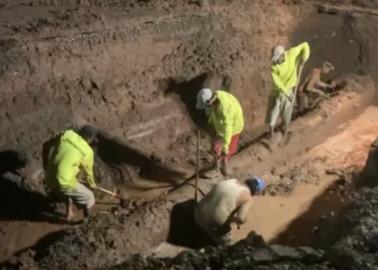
[[154, 106, 378, 257], [228, 106, 378, 246]]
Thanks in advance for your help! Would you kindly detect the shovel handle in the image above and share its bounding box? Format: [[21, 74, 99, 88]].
[[79, 181, 119, 198], [194, 128, 200, 202], [96, 186, 119, 197]]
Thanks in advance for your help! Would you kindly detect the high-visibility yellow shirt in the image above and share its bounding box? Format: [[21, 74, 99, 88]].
[[46, 130, 96, 191], [272, 42, 311, 95], [208, 90, 244, 153]]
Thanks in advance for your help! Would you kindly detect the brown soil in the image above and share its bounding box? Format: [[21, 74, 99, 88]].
[[1, 0, 378, 269]]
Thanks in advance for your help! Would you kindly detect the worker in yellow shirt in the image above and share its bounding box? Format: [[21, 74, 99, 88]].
[[267, 42, 310, 139], [196, 88, 244, 177], [44, 126, 98, 220]]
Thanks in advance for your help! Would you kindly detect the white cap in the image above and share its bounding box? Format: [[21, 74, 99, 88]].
[[272, 45, 285, 62], [196, 88, 213, 110]]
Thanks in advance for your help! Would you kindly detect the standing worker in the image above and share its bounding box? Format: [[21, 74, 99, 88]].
[[43, 125, 98, 220], [194, 177, 266, 245], [196, 88, 244, 178], [297, 62, 335, 112], [267, 42, 310, 140]]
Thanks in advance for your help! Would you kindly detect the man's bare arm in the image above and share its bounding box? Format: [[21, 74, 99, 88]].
[[306, 69, 328, 96]]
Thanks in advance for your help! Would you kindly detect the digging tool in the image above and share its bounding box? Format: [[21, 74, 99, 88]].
[[194, 128, 200, 203], [96, 186, 119, 198], [96, 185, 131, 207], [280, 62, 305, 147], [80, 181, 128, 206]]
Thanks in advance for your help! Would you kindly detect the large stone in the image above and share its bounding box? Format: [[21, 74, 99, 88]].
[[270, 245, 302, 260], [251, 248, 277, 263]]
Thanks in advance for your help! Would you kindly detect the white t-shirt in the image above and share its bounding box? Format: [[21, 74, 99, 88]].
[[194, 179, 249, 231]]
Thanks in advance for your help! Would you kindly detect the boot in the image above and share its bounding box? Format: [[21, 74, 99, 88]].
[[203, 158, 221, 179]]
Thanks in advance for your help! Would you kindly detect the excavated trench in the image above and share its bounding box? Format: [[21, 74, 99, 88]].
[[1, 0, 378, 269]]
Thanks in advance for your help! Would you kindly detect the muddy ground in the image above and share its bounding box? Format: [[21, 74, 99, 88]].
[[1, 0, 378, 269], [97, 140, 378, 270]]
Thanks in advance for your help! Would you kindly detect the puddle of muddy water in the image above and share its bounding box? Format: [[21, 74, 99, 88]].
[[231, 177, 352, 246], [232, 106, 378, 246]]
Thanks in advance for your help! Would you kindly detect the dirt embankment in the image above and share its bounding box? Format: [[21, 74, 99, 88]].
[[0, 0, 299, 191], [0, 0, 377, 194], [1, 199, 175, 270]]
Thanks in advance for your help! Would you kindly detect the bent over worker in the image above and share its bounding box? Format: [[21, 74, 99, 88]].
[[44, 126, 98, 220], [297, 62, 335, 112], [267, 42, 310, 139], [194, 177, 266, 245], [196, 88, 244, 178]]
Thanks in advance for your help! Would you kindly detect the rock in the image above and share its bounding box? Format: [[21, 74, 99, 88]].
[[297, 247, 324, 263], [270, 245, 301, 260], [365, 235, 378, 253], [250, 248, 277, 263], [242, 232, 266, 247]]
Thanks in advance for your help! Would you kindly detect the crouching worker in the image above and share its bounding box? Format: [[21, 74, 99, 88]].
[[297, 62, 335, 112], [196, 88, 244, 178], [43, 126, 98, 220], [194, 177, 265, 245]]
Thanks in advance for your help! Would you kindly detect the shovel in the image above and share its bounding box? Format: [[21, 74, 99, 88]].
[[80, 181, 128, 206], [97, 185, 129, 206], [194, 128, 200, 203], [280, 62, 305, 147]]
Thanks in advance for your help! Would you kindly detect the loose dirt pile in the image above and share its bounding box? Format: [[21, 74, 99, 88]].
[[1, 199, 174, 270]]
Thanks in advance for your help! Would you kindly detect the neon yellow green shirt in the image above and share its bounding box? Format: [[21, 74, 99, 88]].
[[209, 90, 244, 153], [46, 130, 96, 191], [272, 42, 310, 95]]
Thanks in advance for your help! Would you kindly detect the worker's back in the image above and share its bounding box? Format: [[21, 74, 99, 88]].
[[272, 42, 310, 94], [209, 90, 244, 136], [46, 130, 93, 191], [194, 179, 249, 231]]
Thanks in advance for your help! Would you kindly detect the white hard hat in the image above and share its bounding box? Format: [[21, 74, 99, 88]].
[[272, 45, 285, 62], [196, 88, 213, 110]]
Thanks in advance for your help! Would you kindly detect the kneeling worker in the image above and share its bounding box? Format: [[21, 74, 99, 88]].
[[44, 126, 98, 220], [297, 62, 335, 112], [194, 177, 266, 245]]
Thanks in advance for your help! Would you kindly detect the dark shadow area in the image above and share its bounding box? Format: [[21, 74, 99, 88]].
[[161, 72, 232, 131], [97, 132, 190, 186], [0, 150, 27, 175], [167, 199, 213, 249], [0, 175, 70, 224], [270, 177, 356, 248], [161, 73, 209, 129], [358, 138, 378, 187], [0, 150, 68, 224]]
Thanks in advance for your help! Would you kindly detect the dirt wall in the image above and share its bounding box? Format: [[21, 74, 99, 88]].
[[0, 0, 302, 190]]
